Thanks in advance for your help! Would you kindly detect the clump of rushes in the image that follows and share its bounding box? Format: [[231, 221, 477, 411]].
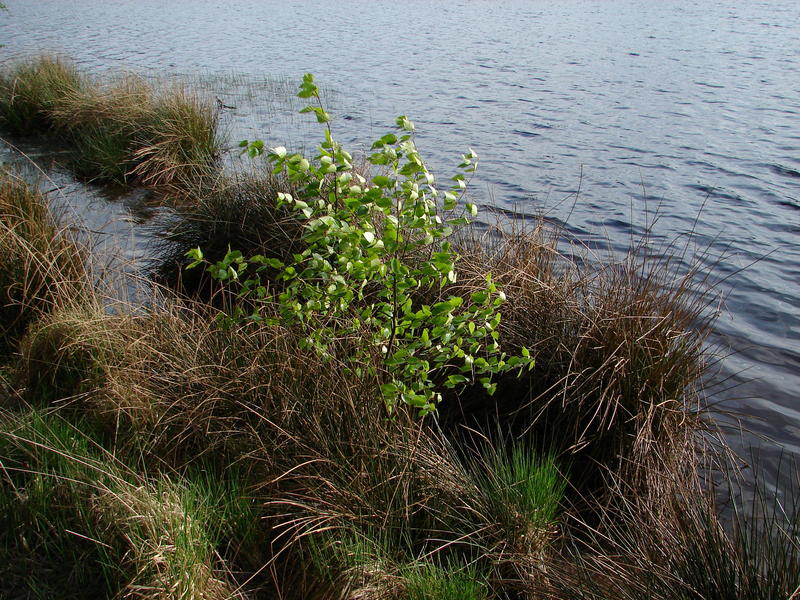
[[471, 442, 565, 552], [0, 411, 119, 598], [0, 409, 255, 600], [50, 75, 154, 184], [0, 55, 85, 135], [17, 300, 129, 405], [440, 224, 710, 499], [130, 86, 221, 190], [149, 168, 304, 297], [0, 56, 221, 191], [401, 561, 489, 600], [307, 529, 490, 600], [0, 169, 86, 354], [548, 455, 800, 600], [14, 285, 527, 596]]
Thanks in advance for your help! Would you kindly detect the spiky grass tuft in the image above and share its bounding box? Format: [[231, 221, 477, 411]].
[[402, 560, 488, 600], [471, 441, 565, 550], [0, 57, 222, 191], [0, 56, 85, 135], [130, 86, 221, 190], [0, 408, 257, 600], [0, 169, 87, 354]]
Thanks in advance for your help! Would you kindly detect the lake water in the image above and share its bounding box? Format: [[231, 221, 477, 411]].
[[2, 0, 799, 494]]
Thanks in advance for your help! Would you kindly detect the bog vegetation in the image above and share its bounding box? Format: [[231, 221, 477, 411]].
[[0, 58, 797, 600], [0, 56, 219, 191]]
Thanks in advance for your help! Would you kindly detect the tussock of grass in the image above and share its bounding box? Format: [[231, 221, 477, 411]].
[[0, 56, 85, 135], [439, 224, 710, 498], [51, 76, 154, 184], [130, 87, 221, 190], [0, 169, 87, 354], [18, 301, 264, 464], [0, 408, 257, 600], [0, 56, 221, 191], [18, 301, 131, 405], [547, 455, 800, 600], [471, 442, 564, 551], [0, 411, 118, 598], [150, 169, 304, 296], [402, 561, 488, 600]]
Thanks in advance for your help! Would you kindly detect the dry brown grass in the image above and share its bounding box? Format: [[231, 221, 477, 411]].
[[0, 56, 222, 192], [435, 221, 711, 501], [0, 169, 87, 354]]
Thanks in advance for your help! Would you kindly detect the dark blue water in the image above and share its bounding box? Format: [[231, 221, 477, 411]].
[[2, 0, 799, 489]]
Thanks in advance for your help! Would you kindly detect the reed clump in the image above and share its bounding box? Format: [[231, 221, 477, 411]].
[[0, 169, 87, 355], [150, 169, 304, 297], [0, 56, 86, 135], [0, 56, 222, 192], [437, 224, 710, 499]]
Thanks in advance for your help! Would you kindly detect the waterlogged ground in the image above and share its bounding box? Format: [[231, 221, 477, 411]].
[[1, 0, 799, 494]]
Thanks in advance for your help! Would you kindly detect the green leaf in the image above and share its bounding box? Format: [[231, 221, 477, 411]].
[[372, 175, 394, 188], [446, 374, 469, 387], [298, 73, 318, 98]]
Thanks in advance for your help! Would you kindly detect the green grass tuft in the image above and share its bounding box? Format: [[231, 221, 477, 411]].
[[0, 56, 85, 135], [402, 560, 488, 600], [474, 442, 565, 546], [0, 408, 256, 600]]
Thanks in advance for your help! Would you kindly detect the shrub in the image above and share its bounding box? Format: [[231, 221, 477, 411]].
[[189, 74, 533, 414]]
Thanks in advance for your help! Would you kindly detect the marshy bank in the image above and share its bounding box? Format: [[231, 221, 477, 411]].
[[1, 60, 799, 600], [0, 56, 221, 194]]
